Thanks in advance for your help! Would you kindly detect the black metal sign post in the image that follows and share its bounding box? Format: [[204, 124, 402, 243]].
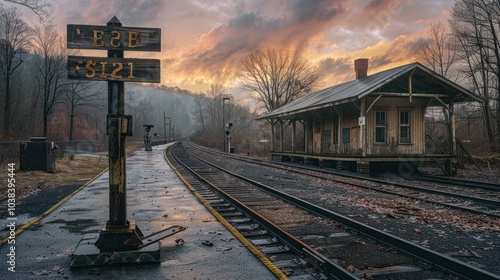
[[67, 17, 185, 268], [94, 17, 141, 250]]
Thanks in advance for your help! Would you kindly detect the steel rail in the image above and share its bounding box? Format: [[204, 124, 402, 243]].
[[186, 142, 500, 217], [182, 142, 500, 280], [410, 174, 500, 191], [170, 144, 358, 279]]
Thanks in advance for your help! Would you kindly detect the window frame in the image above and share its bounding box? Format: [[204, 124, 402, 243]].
[[399, 110, 411, 144], [375, 110, 386, 144]]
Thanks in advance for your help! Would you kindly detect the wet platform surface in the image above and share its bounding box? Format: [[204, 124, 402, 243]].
[[1, 144, 276, 279]]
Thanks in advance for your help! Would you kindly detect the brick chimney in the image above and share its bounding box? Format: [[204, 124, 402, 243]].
[[354, 58, 369, 79]]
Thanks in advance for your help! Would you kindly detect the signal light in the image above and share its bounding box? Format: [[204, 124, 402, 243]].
[[143, 125, 154, 132], [225, 122, 233, 136]]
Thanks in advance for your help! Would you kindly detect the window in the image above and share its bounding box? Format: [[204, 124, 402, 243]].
[[323, 130, 331, 152], [342, 128, 350, 143], [314, 121, 321, 133], [399, 111, 410, 143], [375, 111, 386, 143], [333, 117, 339, 144]]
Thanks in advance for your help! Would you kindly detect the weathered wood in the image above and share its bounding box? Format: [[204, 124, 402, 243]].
[[67, 56, 160, 83], [67, 24, 161, 51]]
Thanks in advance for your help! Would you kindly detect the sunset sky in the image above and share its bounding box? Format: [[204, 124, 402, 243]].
[[13, 0, 454, 96]]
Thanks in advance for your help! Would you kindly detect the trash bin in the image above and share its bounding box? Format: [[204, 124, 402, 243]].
[[20, 137, 57, 172]]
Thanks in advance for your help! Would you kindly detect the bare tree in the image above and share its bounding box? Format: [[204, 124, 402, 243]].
[[65, 80, 106, 140], [416, 21, 458, 79], [237, 47, 319, 151], [416, 20, 460, 145], [188, 84, 230, 148], [0, 6, 31, 137], [4, 0, 54, 22], [237, 47, 320, 113], [191, 93, 207, 132], [450, 0, 500, 152], [206, 84, 227, 148], [31, 24, 70, 137]]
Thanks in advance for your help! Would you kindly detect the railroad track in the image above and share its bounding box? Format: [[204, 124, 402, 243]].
[[168, 142, 500, 280], [186, 141, 500, 218], [409, 174, 500, 192]]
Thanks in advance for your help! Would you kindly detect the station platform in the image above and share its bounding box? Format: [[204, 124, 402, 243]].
[[1, 144, 278, 279]]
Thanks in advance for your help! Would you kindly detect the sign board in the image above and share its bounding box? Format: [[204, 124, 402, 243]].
[[358, 116, 365, 126], [67, 56, 160, 83], [67, 24, 161, 51]]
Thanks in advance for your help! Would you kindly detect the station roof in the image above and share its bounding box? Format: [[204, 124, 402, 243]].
[[257, 62, 483, 120]]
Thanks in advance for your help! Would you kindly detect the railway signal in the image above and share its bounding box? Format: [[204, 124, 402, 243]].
[[225, 122, 233, 136], [226, 122, 233, 153], [143, 125, 154, 151]]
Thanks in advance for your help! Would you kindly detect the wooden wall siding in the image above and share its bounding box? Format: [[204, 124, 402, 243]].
[[311, 105, 360, 154], [309, 96, 429, 155], [313, 120, 322, 153], [365, 96, 427, 155]]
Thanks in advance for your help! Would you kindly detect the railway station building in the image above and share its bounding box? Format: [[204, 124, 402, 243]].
[[257, 59, 483, 175]]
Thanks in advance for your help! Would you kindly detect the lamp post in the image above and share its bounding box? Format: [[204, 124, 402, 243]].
[[164, 113, 171, 143], [222, 97, 230, 151]]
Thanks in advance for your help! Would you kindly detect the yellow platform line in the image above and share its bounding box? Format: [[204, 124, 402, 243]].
[[164, 148, 288, 280], [0, 168, 109, 245]]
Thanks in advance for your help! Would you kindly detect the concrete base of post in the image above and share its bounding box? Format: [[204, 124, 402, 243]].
[[71, 221, 186, 268], [95, 220, 144, 251], [70, 233, 160, 268]]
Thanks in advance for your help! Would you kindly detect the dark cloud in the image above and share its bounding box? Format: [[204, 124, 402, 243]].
[[65, 0, 165, 26], [318, 57, 351, 75], [317, 57, 354, 84], [227, 12, 259, 28], [289, 0, 343, 23], [369, 55, 393, 69]]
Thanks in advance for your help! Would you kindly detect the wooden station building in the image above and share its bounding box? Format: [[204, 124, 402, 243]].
[[257, 59, 482, 175]]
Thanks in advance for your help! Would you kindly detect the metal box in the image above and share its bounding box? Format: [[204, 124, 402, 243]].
[[20, 137, 56, 172]]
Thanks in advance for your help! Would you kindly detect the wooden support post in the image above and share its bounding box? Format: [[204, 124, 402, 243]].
[[359, 98, 366, 156], [292, 120, 296, 153], [338, 111, 343, 154], [270, 120, 275, 152], [279, 120, 284, 152], [449, 98, 456, 157], [305, 120, 309, 153]]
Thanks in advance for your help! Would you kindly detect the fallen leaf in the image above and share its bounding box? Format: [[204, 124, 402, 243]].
[[216, 245, 232, 252], [32, 270, 51, 276]]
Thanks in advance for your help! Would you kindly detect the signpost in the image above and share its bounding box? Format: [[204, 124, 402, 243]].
[[68, 16, 184, 268], [67, 56, 160, 82], [67, 24, 161, 51]]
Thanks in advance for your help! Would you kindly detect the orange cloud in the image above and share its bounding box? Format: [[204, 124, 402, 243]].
[[38, 0, 455, 94]]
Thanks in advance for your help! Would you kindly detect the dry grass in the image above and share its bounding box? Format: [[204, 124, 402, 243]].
[[0, 155, 108, 200]]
